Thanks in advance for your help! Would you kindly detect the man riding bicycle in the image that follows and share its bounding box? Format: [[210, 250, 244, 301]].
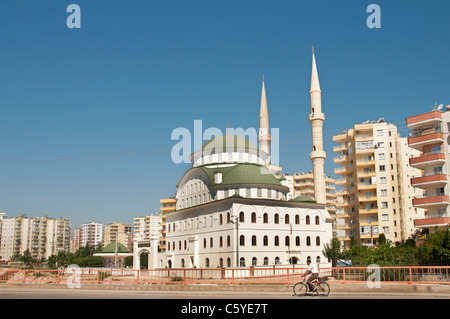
[[302, 259, 319, 291]]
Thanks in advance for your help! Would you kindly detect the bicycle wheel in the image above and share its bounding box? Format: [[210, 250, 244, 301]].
[[293, 282, 308, 296], [316, 282, 330, 296]]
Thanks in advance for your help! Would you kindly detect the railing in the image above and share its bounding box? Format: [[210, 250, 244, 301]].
[[0, 266, 449, 286]]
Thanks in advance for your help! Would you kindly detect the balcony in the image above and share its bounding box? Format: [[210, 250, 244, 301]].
[[357, 183, 377, 190], [412, 195, 450, 208], [358, 208, 378, 215], [406, 110, 442, 129], [410, 173, 447, 189], [407, 126, 443, 149], [358, 196, 378, 202], [334, 155, 350, 164], [414, 216, 450, 228], [409, 151, 446, 169]]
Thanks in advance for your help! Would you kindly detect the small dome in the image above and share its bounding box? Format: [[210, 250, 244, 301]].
[[289, 195, 316, 203], [101, 242, 129, 253]]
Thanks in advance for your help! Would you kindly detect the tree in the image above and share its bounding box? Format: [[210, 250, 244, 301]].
[[417, 227, 450, 266], [378, 234, 387, 246], [322, 238, 341, 267]]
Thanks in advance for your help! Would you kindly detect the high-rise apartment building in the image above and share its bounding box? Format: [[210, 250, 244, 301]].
[[134, 214, 164, 241], [103, 222, 134, 251], [159, 197, 176, 250], [333, 121, 425, 249], [406, 108, 450, 234], [0, 215, 71, 260], [80, 221, 103, 248]]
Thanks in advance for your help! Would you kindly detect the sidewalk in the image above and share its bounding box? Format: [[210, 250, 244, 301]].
[[1, 281, 449, 295]]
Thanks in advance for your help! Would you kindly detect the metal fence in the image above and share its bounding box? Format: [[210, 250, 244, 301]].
[[0, 266, 449, 286]]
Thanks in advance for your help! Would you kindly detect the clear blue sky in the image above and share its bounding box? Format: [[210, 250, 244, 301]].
[[1, 0, 449, 229]]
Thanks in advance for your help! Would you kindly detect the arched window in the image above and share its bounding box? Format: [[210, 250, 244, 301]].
[[220, 236, 223, 247], [168, 224, 171, 232], [205, 258, 210, 268], [315, 216, 320, 225], [307, 256, 311, 262], [203, 238, 207, 248], [263, 213, 268, 223], [179, 241, 181, 250], [184, 240, 187, 250], [181, 259, 185, 268], [240, 235, 245, 246], [274, 214, 279, 224], [316, 236, 320, 246], [285, 236, 290, 247], [285, 214, 290, 224], [316, 256, 321, 263], [306, 236, 311, 246], [306, 215, 310, 225], [227, 212, 231, 224], [227, 235, 231, 247], [263, 257, 269, 265], [210, 237, 213, 248], [252, 235, 257, 246], [252, 257, 257, 266], [251, 212, 256, 223], [173, 223, 176, 231], [263, 235, 268, 246], [274, 236, 279, 246], [275, 257, 280, 265], [239, 212, 245, 223], [227, 258, 231, 267], [219, 258, 224, 268], [295, 215, 300, 224], [240, 257, 246, 267], [296, 236, 300, 246], [219, 214, 223, 225]]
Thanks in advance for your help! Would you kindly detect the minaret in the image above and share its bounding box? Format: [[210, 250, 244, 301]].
[[259, 75, 271, 167], [309, 48, 327, 204]]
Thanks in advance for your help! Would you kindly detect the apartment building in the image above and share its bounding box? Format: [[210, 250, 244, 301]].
[[406, 108, 450, 234], [159, 197, 176, 251], [0, 215, 71, 260], [333, 120, 425, 249], [281, 173, 339, 236], [134, 214, 164, 241], [103, 222, 134, 251]]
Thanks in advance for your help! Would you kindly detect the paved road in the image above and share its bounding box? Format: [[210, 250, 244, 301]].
[[0, 287, 448, 299]]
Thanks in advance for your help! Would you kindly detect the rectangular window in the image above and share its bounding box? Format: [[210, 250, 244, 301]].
[[379, 165, 385, 172], [383, 226, 390, 234], [381, 214, 389, 221], [378, 153, 385, 160], [432, 145, 441, 154], [376, 129, 383, 136], [381, 202, 388, 209], [381, 189, 387, 196], [380, 177, 387, 184]]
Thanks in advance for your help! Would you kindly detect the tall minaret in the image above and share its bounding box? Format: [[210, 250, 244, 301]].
[[259, 75, 271, 167], [309, 47, 327, 204]]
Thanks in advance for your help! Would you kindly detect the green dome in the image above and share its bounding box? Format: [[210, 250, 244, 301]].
[[289, 195, 316, 203], [101, 242, 129, 253], [200, 135, 260, 153], [199, 163, 285, 187]]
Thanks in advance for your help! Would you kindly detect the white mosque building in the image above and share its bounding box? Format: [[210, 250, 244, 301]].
[[134, 50, 333, 269]]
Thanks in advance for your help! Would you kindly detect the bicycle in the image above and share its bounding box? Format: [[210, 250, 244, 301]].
[[293, 275, 330, 297]]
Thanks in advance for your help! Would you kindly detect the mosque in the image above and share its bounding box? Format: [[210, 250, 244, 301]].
[[134, 50, 333, 269]]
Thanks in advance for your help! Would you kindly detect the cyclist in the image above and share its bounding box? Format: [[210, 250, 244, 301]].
[[302, 259, 319, 291]]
